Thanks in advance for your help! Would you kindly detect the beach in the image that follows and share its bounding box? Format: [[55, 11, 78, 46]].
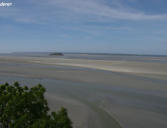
[[0, 55, 167, 128]]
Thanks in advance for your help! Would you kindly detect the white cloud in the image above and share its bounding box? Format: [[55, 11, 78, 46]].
[[42, 0, 167, 20], [0, 0, 167, 24]]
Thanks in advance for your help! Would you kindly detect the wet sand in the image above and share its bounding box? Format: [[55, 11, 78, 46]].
[[0, 56, 167, 128]]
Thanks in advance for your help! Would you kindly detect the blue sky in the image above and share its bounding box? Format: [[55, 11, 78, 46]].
[[0, 0, 167, 54]]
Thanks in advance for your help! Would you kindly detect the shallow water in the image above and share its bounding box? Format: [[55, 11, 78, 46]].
[[2, 52, 167, 63], [0, 71, 167, 128]]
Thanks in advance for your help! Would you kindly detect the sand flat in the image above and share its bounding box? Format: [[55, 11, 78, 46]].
[[28, 57, 167, 75], [0, 56, 167, 128], [1, 56, 167, 75]]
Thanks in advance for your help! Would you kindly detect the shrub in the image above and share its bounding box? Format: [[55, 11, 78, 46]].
[[0, 82, 72, 128]]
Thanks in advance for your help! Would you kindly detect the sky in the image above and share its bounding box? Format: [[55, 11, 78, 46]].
[[0, 0, 167, 55]]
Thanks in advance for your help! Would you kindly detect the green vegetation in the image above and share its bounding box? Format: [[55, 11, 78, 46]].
[[0, 82, 72, 128]]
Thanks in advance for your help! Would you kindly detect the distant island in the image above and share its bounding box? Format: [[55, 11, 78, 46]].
[[49, 52, 64, 56]]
